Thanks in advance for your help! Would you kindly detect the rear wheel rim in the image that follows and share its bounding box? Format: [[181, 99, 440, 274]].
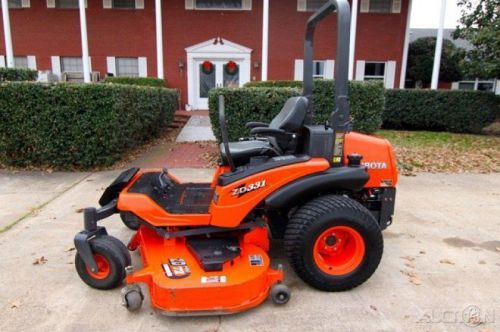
[[313, 225, 366, 276], [86, 254, 111, 280]]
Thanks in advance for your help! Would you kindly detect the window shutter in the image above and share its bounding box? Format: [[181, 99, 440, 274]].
[[360, 0, 369, 13], [384, 61, 396, 88], [242, 0, 251, 10], [297, 0, 306, 12], [392, 0, 401, 13], [451, 82, 459, 90], [294, 59, 304, 80], [185, 0, 194, 10], [324, 60, 335, 79], [88, 57, 92, 72], [106, 57, 116, 75], [103, 0, 112, 9], [21, 0, 30, 8], [138, 57, 148, 77], [0, 56, 5, 68], [135, 0, 144, 9], [51, 56, 61, 78], [27, 56, 37, 70], [47, 0, 55, 8], [355, 60, 365, 80]]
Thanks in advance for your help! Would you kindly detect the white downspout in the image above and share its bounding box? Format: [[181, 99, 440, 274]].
[[155, 0, 164, 79], [79, 0, 91, 83], [431, 0, 446, 90], [399, 0, 412, 88], [1, 0, 14, 68], [261, 0, 269, 81], [348, 0, 358, 80]]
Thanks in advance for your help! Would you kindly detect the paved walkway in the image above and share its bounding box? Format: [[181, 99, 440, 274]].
[[176, 115, 216, 142], [0, 171, 499, 331]]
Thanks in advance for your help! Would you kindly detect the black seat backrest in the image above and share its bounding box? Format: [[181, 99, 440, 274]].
[[269, 97, 308, 132]]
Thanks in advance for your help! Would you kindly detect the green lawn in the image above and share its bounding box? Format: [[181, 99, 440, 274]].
[[375, 130, 500, 174]]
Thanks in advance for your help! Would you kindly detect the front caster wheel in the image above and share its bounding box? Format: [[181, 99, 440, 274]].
[[75, 236, 127, 290], [122, 285, 144, 312], [270, 284, 291, 305]]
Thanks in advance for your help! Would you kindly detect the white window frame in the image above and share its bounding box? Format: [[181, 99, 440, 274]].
[[297, 0, 330, 12], [294, 59, 334, 80], [185, 0, 252, 11], [363, 61, 386, 81], [103, 0, 144, 10], [454, 79, 497, 93], [48, 0, 87, 9], [1, 0, 30, 8], [107, 56, 147, 77], [360, 0, 401, 14]]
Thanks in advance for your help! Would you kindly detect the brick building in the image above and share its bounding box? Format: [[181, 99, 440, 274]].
[[0, 0, 412, 109]]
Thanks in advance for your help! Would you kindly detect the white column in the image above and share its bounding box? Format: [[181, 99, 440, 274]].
[[348, 0, 358, 80], [261, 0, 269, 81], [79, 0, 91, 83], [155, 0, 164, 79], [1, 0, 14, 68], [431, 0, 446, 90], [399, 0, 412, 88]]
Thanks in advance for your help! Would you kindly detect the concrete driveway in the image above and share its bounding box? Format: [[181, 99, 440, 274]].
[[0, 170, 499, 332]]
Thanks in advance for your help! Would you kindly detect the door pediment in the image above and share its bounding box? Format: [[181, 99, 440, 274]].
[[185, 38, 252, 55]]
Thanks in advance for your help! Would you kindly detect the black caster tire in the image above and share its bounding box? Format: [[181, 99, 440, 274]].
[[107, 235, 132, 267], [75, 236, 127, 290], [284, 195, 383, 292], [270, 284, 291, 305], [120, 212, 142, 231], [122, 285, 144, 312]]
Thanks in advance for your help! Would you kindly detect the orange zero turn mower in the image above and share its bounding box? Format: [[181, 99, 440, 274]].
[[73, 0, 398, 315]]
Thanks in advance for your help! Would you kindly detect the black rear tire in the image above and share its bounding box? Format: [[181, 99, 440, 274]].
[[284, 195, 383, 292], [75, 236, 127, 290]]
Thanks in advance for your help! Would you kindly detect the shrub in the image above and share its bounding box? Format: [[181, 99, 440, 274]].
[[0, 83, 177, 169], [384, 89, 499, 133], [0, 68, 38, 82], [210, 80, 385, 141], [102, 76, 166, 88]]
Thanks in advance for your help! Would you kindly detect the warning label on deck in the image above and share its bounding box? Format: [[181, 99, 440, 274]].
[[162, 258, 191, 279], [201, 276, 227, 284]]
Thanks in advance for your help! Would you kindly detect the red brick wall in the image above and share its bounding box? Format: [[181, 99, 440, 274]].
[[1, 1, 157, 76], [0, 0, 409, 106]]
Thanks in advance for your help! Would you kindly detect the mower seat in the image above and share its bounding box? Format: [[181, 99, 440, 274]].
[[220, 140, 279, 165], [220, 96, 308, 167]]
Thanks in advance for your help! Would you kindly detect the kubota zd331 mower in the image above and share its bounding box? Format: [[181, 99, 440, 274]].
[[74, 0, 397, 315]]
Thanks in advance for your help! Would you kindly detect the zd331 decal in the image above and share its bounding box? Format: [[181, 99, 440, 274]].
[[231, 180, 267, 197]]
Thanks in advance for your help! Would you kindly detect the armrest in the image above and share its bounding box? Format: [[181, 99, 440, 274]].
[[246, 121, 269, 129], [250, 127, 287, 136]]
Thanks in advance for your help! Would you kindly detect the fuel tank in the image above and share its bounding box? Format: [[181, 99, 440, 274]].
[[344, 132, 398, 188]]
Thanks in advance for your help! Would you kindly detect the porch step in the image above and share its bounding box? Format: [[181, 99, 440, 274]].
[[169, 111, 191, 129]]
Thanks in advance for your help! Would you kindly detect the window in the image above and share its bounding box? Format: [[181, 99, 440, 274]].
[[369, 0, 392, 13], [55, 0, 79, 8], [457, 82, 474, 90], [113, 0, 135, 9], [457, 80, 496, 93], [14, 56, 28, 69], [116, 57, 139, 77], [195, 0, 242, 9], [364, 62, 385, 80], [1, 0, 22, 8], [61, 57, 83, 73], [313, 61, 325, 79], [305, 0, 328, 12]]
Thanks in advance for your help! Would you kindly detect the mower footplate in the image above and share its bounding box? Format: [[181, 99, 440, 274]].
[[126, 226, 283, 315]]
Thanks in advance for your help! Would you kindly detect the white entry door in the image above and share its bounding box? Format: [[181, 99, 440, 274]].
[[194, 59, 243, 110]]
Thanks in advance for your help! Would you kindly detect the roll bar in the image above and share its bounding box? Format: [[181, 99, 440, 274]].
[[303, 0, 351, 134]]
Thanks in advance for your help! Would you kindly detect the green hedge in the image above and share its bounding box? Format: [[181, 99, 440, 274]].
[[102, 76, 166, 88], [0, 68, 38, 82], [210, 80, 385, 141], [0, 83, 177, 169], [384, 90, 499, 133]]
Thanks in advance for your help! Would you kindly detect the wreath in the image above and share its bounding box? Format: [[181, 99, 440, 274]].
[[201, 60, 214, 75], [225, 60, 239, 76]]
